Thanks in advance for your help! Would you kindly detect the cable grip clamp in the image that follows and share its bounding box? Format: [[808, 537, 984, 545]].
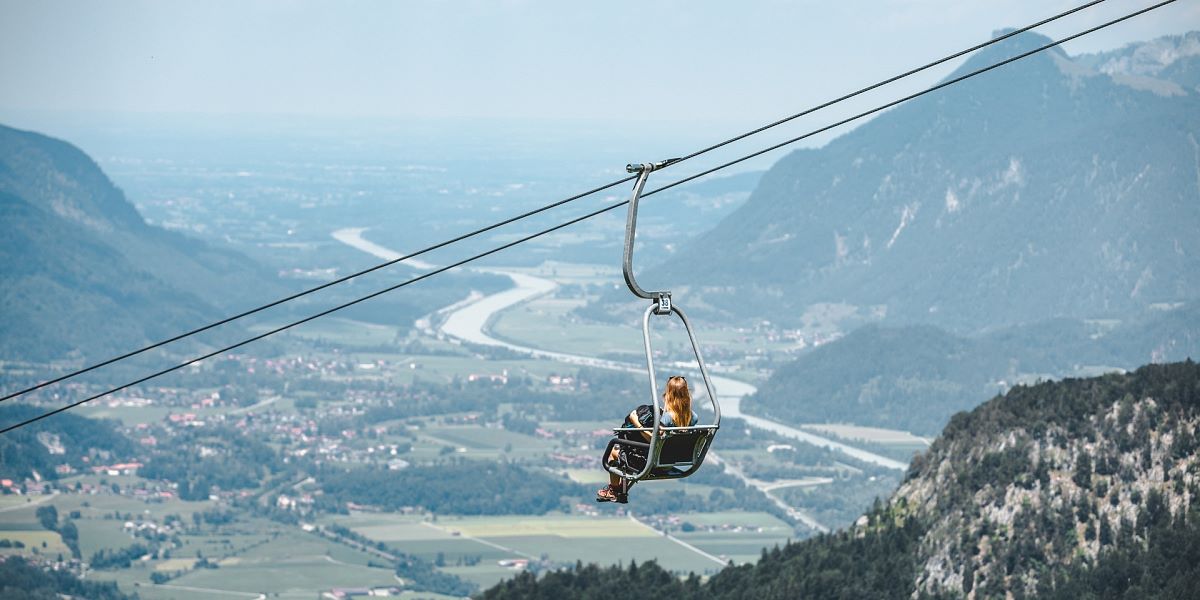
[[654, 292, 672, 315]]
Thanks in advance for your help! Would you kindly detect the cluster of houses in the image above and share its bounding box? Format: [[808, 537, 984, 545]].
[[91, 462, 143, 477], [167, 412, 207, 427], [322, 587, 403, 598], [120, 516, 182, 538], [549, 453, 594, 468], [275, 493, 315, 512], [239, 354, 362, 378], [0, 551, 85, 575], [467, 372, 508, 384]]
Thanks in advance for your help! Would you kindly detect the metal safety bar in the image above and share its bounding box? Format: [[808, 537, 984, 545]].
[[612, 425, 720, 434], [639, 303, 721, 432]]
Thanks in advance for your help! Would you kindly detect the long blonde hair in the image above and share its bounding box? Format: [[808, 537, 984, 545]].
[[663, 376, 692, 427]]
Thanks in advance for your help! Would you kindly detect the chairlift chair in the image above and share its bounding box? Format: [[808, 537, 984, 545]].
[[602, 160, 721, 486]]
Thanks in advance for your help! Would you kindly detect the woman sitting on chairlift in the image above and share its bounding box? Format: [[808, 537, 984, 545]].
[[597, 375, 697, 503]]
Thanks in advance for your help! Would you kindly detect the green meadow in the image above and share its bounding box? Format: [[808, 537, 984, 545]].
[[325, 509, 794, 589]]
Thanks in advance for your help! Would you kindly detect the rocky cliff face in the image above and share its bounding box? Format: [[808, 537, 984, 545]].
[[890, 362, 1199, 596], [1077, 30, 1200, 94]]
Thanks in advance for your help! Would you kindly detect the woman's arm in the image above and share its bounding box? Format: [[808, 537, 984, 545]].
[[629, 409, 654, 441]]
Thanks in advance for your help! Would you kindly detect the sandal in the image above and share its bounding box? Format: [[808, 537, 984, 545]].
[[595, 485, 628, 504]]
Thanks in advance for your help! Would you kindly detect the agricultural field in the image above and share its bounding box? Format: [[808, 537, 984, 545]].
[[488, 292, 809, 379], [87, 527, 400, 600], [669, 511, 796, 564], [0, 495, 70, 560], [562, 468, 609, 485], [490, 297, 640, 358], [416, 424, 556, 460], [149, 530, 396, 598], [0, 529, 71, 558], [0, 493, 55, 512], [799, 424, 929, 464], [81, 403, 176, 426], [0, 487, 407, 599], [323, 509, 790, 589], [250, 316, 402, 348]]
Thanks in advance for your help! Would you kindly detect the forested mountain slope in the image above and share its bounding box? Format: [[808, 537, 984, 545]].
[[0, 124, 282, 312], [746, 302, 1200, 436], [645, 31, 1200, 332], [0, 189, 215, 362], [480, 361, 1200, 599], [0, 124, 285, 362]]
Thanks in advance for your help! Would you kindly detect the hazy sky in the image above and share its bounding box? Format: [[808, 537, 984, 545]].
[[1, 0, 1196, 126]]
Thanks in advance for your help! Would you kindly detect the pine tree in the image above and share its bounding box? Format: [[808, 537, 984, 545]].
[[1073, 453, 1093, 490]]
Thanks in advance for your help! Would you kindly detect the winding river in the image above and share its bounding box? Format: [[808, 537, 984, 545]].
[[333, 228, 907, 472]]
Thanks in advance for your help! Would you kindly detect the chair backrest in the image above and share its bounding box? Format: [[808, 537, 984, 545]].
[[646, 427, 716, 479], [658, 431, 705, 465]]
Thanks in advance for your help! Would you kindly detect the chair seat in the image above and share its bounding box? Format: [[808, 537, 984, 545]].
[[604, 426, 718, 482]]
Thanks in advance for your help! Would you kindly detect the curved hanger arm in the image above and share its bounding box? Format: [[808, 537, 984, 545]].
[[622, 160, 679, 304]]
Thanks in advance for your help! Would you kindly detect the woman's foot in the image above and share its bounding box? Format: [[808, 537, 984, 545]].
[[595, 485, 628, 504]]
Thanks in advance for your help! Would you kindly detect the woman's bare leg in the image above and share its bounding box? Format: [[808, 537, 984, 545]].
[[607, 446, 621, 489]]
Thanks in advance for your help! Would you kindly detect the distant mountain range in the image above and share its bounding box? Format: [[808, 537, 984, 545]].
[[1076, 30, 1200, 94], [0, 124, 283, 362], [746, 302, 1200, 436], [648, 30, 1200, 333], [481, 361, 1200, 599]]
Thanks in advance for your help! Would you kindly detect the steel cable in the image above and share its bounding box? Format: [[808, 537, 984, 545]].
[[3, 0, 1173, 433], [0, 0, 1112, 404]]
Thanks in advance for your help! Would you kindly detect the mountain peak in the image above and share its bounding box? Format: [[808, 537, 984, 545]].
[[949, 29, 1065, 80], [989, 27, 1053, 45], [651, 27, 1200, 332]]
